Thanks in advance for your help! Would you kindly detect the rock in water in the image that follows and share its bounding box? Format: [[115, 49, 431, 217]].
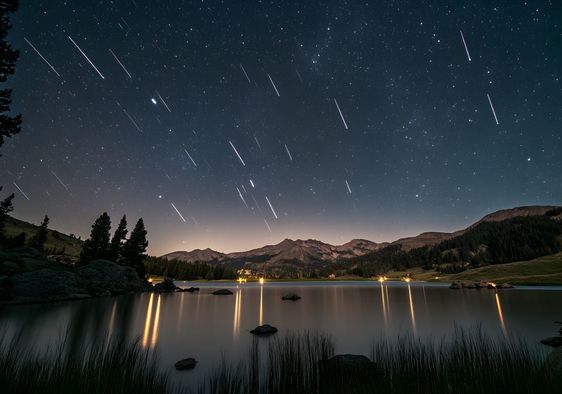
[[178, 286, 200, 293], [541, 337, 562, 348], [174, 358, 197, 370], [449, 282, 462, 290], [153, 277, 178, 293], [212, 289, 233, 295], [250, 324, 278, 336], [281, 293, 301, 301]]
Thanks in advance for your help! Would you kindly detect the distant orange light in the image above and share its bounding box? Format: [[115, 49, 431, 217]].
[[259, 277, 265, 285], [378, 276, 385, 283], [403, 277, 411, 283]]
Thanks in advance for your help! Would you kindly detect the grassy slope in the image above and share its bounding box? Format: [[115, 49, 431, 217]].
[[3, 216, 83, 256], [447, 252, 562, 285]]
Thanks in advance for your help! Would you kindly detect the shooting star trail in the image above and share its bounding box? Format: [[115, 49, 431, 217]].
[[345, 180, 352, 194], [487, 93, 499, 125], [250, 179, 255, 188], [155, 90, 171, 112], [23, 37, 61, 77], [295, 69, 303, 83], [228, 140, 246, 166], [333, 98, 349, 130], [13, 182, 30, 201], [50, 171, 69, 191], [265, 196, 278, 219], [267, 73, 280, 96], [284, 144, 293, 161], [109, 48, 132, 78], [117, 102, 142, 132], [68, 36, 105, 79], [236, 187, 248, 208], [171, 203, 186, 222], [264, 218, 272, 233], [254, 136, 262, 151], [459, 30, 472, 62], [183, 149, 198, 167], [239, 63, 251, 83]]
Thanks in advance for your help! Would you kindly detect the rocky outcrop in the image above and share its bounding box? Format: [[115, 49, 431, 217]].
[[178, 286, 199, 292], [1, 259, 149, 305], [152, 277, 178, 293]]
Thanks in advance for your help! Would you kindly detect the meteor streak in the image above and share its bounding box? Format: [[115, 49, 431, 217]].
[[265, 196, 278, 219], [333, 98, 348, 130], [487, 93, 499, 125], [459, 30, 472, 62], [284, 144, 293, 161], [228, 141, 246, 166], [155, 90, 171, 112], [171, 203, 187, 222], [109, 48, 132, 78], [267, 73, 280, 96], [13, 182, 30, 200], [24, 37, 61, 77], [68, 36, 105, 79], [184, 149, 198, 167], [239, 63, 251, 83]]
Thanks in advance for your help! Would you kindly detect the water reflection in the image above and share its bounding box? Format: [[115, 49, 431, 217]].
[[259, 284, 264, 326], [233, 288, 242, 339], [380, 282, 388, 327], [142, 293, 161, 348], [407, 284, 417, 334], [495, 292, 508, 337]]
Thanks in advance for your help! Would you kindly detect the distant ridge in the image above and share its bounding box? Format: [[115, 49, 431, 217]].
[[162, 205, 562, 263]]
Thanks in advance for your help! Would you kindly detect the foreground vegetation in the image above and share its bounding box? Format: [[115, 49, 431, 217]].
[[1, 330, 560, 393]]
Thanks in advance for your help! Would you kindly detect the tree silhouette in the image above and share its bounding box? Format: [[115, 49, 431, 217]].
[[28, 215, 49, 252], [0, 186, 14, 236], [122, 218, 148, 277], [80, 212, 111, 263], [0, 0, 22, 151], [109, 214, 127, 261]]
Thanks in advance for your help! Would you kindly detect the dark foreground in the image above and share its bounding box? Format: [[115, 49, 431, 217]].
[[1, 329, 561, 394]]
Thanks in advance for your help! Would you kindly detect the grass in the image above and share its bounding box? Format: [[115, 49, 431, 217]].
[[1, 329, 560, 393], [0, 334, 171, 394], [448, 252, 562, 285], [195, 329, 561, 394]]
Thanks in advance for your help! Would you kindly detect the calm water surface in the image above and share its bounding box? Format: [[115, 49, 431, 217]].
[[1, 281, 561, 385]]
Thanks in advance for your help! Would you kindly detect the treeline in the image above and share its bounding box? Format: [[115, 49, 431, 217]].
[[145, 256, 237, 280], [80, 213, 148, 277], [348, 215, 562, 275]]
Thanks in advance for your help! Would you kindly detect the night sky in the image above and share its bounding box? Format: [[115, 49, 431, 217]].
[[1, 1, 561, 255]]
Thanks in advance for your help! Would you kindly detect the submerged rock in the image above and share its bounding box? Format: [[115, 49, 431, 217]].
[[174, 358, 197, 370], [281, 293, 301, 301], [250, 324, 278, 336], [541, 337, 562, 348], [212, 288, 233, 295]]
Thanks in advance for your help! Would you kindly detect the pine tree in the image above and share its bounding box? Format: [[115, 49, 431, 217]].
[[0, 186, 14, 235], [0, 1, 22, 152], [28, 215, 49, 252], [80, 212, 111, 264], [109, 215, 127, 262], [122, 218, 148, 277]]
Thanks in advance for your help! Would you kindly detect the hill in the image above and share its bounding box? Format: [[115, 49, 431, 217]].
[[3, 216, 83, 257]]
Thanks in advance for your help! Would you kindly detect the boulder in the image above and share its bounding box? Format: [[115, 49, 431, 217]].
[[9, 269, 86, 303], [497, 283, 514, 289], [250, 324, 278, 336], [449, 282, 462, 290], [281, 293, 301, 301], [152, 277, 178, 293], [541, 337, 562, 348], [212, 289, 233, 295], [319, 354, 380, 392], [174, 358, 197, 370], [178, 286, 200, 293], [77, 260, 146, 295]]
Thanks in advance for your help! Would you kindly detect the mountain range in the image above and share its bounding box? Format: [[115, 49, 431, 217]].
[[161, 205, 562, 269]]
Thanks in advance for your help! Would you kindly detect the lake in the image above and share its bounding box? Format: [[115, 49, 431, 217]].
[[1, 281, 561, 387]]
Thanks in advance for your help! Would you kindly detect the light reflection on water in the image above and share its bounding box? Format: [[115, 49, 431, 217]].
[[1, 281, 560, 384]]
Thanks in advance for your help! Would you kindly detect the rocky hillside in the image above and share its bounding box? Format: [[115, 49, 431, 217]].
[[3, 216, 83, 257], [162, 238, 382, 266]]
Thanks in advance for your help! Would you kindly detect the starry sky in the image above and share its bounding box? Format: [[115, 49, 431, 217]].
[[1, 0, 561, 255]]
